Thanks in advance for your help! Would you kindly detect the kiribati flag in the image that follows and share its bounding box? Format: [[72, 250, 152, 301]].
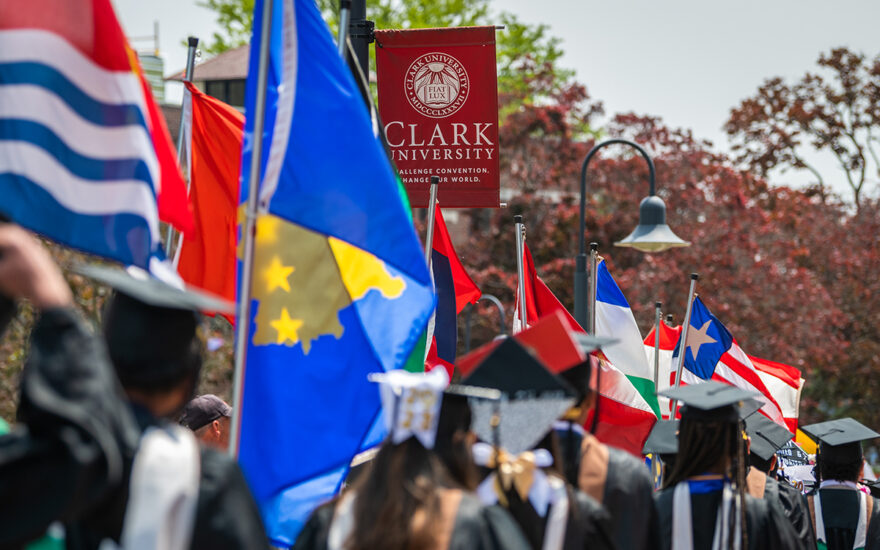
[[0, 0, 191, 271], [426, 207, 481, 376], [235, 0, 434, 545]]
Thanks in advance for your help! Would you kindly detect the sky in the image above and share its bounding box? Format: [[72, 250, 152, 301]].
[[112, 0, 880, 196]]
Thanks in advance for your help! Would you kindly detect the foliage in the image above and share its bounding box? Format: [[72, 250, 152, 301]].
[[726, 47, 880, 210], [198, 0, 255, 55]]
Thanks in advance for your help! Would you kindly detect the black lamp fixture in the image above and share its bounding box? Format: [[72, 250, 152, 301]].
[[574, 139, 689, 328]]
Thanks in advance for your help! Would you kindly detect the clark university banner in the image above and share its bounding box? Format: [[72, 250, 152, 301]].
[[375, 26, 500, 208]]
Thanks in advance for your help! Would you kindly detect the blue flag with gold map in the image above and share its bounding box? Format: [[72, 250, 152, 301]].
[[236, 0, 434, 545]]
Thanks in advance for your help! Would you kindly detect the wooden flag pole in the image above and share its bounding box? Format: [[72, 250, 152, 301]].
[[229, 0, 274, 458], [669, 273, 699, 417], [514, 215, 527, 332], [164, 36, 199, 258]]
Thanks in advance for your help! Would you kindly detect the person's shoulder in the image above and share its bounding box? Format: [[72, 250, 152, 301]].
[[570, 487, 609, 519], [606, 446, 653, 484]]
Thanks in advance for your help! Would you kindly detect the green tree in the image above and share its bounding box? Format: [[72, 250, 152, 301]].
[[201, 0, 573, 108]]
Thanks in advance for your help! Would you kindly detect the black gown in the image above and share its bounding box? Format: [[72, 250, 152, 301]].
[[557, 427, 656, 550], [806, 487, 880, 550], [0, 307, 267, 549], [764, 475, 816, 549], [292, 491, 531, 550], [655, 484, 804, 550], [498, 484, 617, 550]]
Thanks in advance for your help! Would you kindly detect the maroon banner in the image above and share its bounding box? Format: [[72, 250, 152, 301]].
[[375, 26, 500, 208]]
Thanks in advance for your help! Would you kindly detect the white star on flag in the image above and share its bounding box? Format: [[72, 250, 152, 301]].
[[687, 320, 717, 360]]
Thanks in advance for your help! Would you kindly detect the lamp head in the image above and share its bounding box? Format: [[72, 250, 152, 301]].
[[614, 195, 690, 253]]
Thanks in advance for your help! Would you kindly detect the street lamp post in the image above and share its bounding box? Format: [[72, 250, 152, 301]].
[[574, 139, 690, 329]]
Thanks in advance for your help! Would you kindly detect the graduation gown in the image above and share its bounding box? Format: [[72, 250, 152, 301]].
[[292, 490, 531, 550], [806, 487, 880, 550], [0, 308, 267, 549], [761, 474, 817, 549], [499, 484, 617, 550], [559, 426, 656, 550], [655, 483, 803, 550]]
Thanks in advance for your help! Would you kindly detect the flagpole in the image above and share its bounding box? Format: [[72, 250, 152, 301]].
[[164, 36, 199, 257], [588, 242, 598, 335], [337, 0, 352, 58], [653, 301, 662, 390], [514, 215, 527, 332], [424, 176, 439, 263], [229, 0, 274, 458], [669, 272, 698, 416]]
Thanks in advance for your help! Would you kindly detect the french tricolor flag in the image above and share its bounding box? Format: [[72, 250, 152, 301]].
[[426, 208, 480, 376]]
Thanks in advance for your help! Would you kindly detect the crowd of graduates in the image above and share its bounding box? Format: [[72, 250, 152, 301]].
[[2, 220, 880, 550]]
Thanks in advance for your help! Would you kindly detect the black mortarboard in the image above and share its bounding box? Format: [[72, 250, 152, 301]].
[[77, 265, 234, 390], [658, 382, 759, 422], [642, 420, 680, 455], [463, 338, 577, 455], [801, 418, 880, 463], [745, 413, 794, 461]]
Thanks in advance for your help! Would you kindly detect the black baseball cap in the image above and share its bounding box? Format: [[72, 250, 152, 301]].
[[179, 394, 232, 431]]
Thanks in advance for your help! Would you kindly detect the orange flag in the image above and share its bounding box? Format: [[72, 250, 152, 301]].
[[176, 82, 244, 317]]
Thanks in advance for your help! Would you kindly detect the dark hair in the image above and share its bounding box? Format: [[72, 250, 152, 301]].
[[663, 416, 739, 489], [434, 393, 478, 490], [817, 455, 862, 483], [346, 393, 476, 550], [749, 452, 774, 475]]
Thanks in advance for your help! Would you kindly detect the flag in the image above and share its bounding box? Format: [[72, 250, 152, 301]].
[[672, 296, 786, 425], [175, 82, 243, 317], [513, 242, 579, 332], [749, 355, 804, 433], [595, 260, 660, 417], [643, 321, 682, 419], [0, 0, 192, 271], [425, 207, 480, 376], [513, 242, 656, 455], [235, 0, 434, 545]]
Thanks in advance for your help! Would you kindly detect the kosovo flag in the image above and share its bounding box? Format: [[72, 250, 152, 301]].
[[235, 0, 434, 545]]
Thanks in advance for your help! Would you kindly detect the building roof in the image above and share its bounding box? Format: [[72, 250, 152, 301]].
[[166, 44, 249, 82]]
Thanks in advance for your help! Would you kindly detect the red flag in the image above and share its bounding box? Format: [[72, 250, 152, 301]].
[[176, 83, 244, 316], [749, 356, 804, 432], [426, 208, 480, 374], [514, 242, 656, 456]]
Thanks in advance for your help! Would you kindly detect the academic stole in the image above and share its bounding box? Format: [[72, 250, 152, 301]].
[[672, 481, 741, 550], [813, 490, 867, 550]]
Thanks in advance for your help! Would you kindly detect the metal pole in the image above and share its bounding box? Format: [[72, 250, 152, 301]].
[[480, 294, 506, 335], [653, 301, 662, 390], [347, 0, 372, 105], [575, 139, 656, 328], [229, 0, 273, 457], [588, 243, 598, 336], [337, 0, 352, 58], [464, 305, 472, 353], [666, 313, 674, 326], [514, 215, 527, 332], [670, 273, 699, 417], [424, 176, 439, 263], [164, 36, 199, 257]]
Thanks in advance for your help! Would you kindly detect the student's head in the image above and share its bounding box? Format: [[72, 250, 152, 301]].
[[817, 443, 864, 483], [103, 291, 202, 419], [434, 392, 478, 490], [663, 404, 741, 488], [749, 451, 777, 475]]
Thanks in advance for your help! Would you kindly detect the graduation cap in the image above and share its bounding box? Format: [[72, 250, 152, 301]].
[[76, 264, 234, 390], [463, 338, 577, 455], [745, 413, 794, 461], [800, 418, 880, 463], [658, 381, 760, 422], [642, 420, 680, 456]]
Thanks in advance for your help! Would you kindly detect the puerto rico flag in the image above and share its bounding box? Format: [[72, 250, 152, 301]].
[[0, 0, 191, 271], [426, 207, 480, 375], [672, 296, 786, 425]]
